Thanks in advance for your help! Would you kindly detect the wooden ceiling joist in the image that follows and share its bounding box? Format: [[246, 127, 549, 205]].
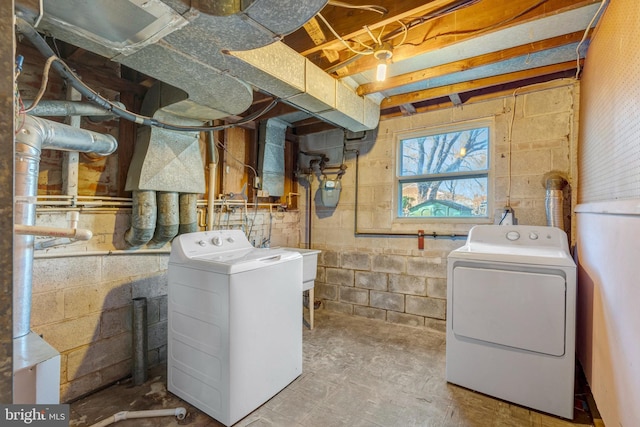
[[380, 59, 582, 109], [357, 30, 586, 96], [329, 0, 600, 78]]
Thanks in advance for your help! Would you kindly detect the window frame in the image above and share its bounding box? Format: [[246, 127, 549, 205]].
[[393, 119, 494, 223]]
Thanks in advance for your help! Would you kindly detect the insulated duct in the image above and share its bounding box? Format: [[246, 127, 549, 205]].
[[14, 116, 117, 338], [15, 0, 380, 131]]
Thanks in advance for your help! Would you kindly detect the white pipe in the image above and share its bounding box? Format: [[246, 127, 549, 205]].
[[14, 224, 93, 240], [88, 408, 187, 427]]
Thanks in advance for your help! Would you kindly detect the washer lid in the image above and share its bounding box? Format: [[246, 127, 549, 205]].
[[169, 230, 302, 273], [172, 246, 301, 274]]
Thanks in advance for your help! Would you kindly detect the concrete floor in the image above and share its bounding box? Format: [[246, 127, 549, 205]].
[[69, 310, 594, 427]]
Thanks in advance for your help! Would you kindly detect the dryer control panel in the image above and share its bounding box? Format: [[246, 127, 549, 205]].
[[467, 225, 569, 250]]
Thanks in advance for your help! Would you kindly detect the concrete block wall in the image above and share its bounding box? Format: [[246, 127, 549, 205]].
[[29, 208, 300, 402], [308, 80, 579, 328]]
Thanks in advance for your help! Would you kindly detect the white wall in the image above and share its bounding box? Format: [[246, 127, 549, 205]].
[[577, 0, 640, 424]]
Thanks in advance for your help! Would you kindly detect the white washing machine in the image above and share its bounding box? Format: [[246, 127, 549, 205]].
[[446, 225, 576, 419], [167, 230, 303, 426]]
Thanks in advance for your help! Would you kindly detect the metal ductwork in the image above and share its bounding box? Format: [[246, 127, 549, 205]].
[[14, 115, 117, 338], [16, 0, 380, 130], [124, 82, 204, 248], [543, 172, 568, 230]]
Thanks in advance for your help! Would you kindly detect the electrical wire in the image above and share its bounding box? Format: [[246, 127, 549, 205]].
[[506, 87, 521, 208], [317, 12, 374, 55], [401, 0, 544, 47], [575, 0, 608, 79], [23, 55, 56, 113], [327, 1, 388, 15]]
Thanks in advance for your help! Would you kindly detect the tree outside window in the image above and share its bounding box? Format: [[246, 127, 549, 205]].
[[398, 124, 490, 219]]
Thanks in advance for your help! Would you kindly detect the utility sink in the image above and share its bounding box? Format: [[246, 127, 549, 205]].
[[279, 247, 321, 330], [280, 248, 320, 290]]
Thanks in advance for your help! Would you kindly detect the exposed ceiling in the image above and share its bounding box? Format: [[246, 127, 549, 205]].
[[15, 0, 606, 135], [274, 0, 605, 132]]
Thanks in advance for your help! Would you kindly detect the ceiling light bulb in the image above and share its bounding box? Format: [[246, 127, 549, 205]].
[[460, 146, 467, 157], [373, 42, 393, 82], [376, 61, 387, 82]]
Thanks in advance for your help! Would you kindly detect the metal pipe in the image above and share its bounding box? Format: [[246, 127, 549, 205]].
[[14, 116, 118, 339], [88, 407, 186, 427], [21, 115, 117, 155], [132, 297, 148, 386], [544, 174, 568, 229], [25, 100, 125, 121]]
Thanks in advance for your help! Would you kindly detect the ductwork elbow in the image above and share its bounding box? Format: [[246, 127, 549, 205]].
[[21, 115, 118, 156]]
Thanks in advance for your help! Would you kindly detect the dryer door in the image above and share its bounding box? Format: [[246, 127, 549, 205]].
[[451, 266, 566, 356]]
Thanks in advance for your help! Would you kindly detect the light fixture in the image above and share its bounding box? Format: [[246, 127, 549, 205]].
[[373, 42, 393, 82]]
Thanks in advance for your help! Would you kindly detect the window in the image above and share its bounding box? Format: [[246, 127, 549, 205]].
[[397, 123, 490, 219]]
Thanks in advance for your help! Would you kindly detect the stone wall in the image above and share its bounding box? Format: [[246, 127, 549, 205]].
[[309, 80, 579, 330]]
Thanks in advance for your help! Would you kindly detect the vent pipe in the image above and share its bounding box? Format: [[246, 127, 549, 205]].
[[14, 115, 117, 338], [543, 172, 568, 229]]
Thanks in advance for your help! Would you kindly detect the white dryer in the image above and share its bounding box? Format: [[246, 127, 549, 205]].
[[167, 230, 303, 426], [446, 225, 576, 419]]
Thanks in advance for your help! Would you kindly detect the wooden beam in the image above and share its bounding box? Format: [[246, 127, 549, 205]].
[[288, 0, 458, 56], [332, 0, 600, 77], [380, 75, 577, 120], [381, 60, 581, 108], [357, 30, 586, 95]]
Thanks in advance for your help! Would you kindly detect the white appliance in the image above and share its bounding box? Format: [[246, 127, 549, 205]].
[[167, 230, 303, 426], [446, 225, 576, 419], [13, 332, 61, 404]]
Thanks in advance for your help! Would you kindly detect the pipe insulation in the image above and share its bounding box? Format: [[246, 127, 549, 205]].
[[132, 297, 148, 386], [25, 100, 126, 121], [14, 116, 118, 339]]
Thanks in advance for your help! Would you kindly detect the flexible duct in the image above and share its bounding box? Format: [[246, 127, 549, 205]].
[[14, 116, 117, 338], [544, 174, 568, 229]]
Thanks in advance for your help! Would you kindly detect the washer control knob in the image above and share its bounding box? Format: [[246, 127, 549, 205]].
[[197, 240, 207, 247], [506, 231, 520, 241], [529, 232, 539, 240], [212, 236, 223, 246], [227, 237, 235, 243]]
